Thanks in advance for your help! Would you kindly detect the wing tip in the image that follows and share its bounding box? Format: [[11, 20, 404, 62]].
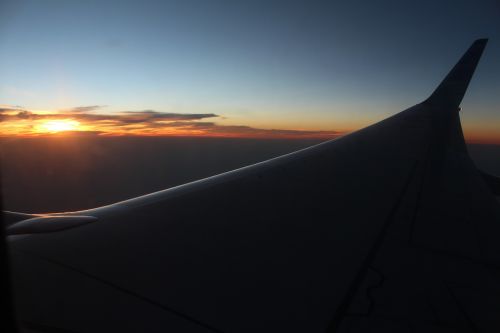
[[473, 38, 488, 49], [424, 38, 488, 109]]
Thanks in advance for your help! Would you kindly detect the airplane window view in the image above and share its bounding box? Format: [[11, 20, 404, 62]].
[[1, 1, 499, 332]]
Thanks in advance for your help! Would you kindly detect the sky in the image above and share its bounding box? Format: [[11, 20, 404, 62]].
[[0, 0, 499, 141]]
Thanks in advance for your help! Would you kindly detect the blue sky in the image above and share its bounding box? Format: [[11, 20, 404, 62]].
[[0, 0, 499, 139]]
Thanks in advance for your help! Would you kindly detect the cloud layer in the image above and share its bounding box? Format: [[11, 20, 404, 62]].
[[0, 105, 340, 139]]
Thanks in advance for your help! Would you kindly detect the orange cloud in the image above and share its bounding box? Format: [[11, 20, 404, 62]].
[[0, 105, 340, 139]]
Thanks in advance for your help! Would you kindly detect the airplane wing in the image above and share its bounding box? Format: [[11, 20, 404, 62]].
[[6, 39, 500, 333]]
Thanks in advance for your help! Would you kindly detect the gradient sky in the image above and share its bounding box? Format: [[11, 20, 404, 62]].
[[0, 0, 499, 140]]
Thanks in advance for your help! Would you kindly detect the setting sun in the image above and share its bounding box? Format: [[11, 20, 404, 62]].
[[39, 120, 80, 133]]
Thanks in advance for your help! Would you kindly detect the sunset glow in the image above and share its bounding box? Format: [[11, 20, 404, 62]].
[[0, 105, 499, 143], [38, 120, 81, 133], [0, 106, 341, 139]]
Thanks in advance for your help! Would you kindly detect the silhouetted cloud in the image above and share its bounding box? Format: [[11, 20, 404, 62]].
[[0, 109, 218, 124], [0, 110, 41, 121], [16, 110, 32, 119], [0, 106, 29, 121], [109, 110, 219, 123], [0, 105, 25, 113], [62, 105, 106, 112]]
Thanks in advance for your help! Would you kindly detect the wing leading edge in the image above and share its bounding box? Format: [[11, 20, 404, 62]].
[[7, 39, 499, 333]]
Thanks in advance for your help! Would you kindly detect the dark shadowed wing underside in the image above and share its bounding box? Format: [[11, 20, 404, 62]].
[[7, 39, 500, 333]]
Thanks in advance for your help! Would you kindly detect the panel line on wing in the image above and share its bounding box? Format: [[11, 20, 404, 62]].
[[12, 249, 227, 333], [326, 161, 420, 332]]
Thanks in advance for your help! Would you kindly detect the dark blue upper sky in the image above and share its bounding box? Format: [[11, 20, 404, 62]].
[[0, 0, 498, 137]]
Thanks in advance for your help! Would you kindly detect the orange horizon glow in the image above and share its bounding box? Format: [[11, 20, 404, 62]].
[[463, 134, 500, 145], [0, 107, 342, 139], [1, 107, 499, 144], [3, 123, 499, 144], [0, 130, 341, 140]]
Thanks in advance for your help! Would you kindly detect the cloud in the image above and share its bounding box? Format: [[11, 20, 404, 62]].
[[62, 105, 106, 113], [0, 106, 29, 122], [162, 122, 339, 138], [0, 105, 341, 139], [16, 110, 32, 119], [127, 120, 338, 138], [0, 109, 218, 124], [109, 110, 218, 123], [0, 110, 40, 121], [0, 105, 25, 113]]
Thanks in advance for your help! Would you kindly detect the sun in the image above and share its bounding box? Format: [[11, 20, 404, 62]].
[[39, 119, 80, 133]]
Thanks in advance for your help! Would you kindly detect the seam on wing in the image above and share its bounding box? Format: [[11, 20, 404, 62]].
[[13, 249, 228, 333]]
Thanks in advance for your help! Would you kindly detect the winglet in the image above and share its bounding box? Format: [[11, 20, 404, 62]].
[[424, 39, 488, 109]]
